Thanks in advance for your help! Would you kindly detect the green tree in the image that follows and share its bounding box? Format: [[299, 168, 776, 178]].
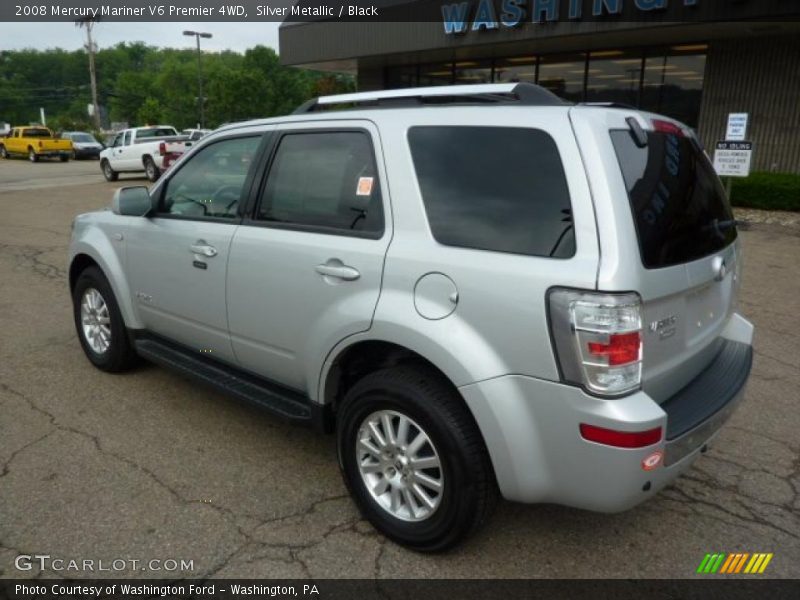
[[136, 97, 163, 125]]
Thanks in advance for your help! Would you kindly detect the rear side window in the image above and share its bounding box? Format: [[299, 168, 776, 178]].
[[257, 131, 384, 236], [611, 129, 737, 269], [408, 126, 575, 258]]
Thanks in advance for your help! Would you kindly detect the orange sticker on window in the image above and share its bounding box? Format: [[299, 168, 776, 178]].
[[356, 176, 374, 196]]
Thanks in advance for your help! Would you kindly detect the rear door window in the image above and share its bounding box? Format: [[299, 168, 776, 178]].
[[611, 129, 737, 269], [408, 126, 575, 258], [256, 131, 384, 236]]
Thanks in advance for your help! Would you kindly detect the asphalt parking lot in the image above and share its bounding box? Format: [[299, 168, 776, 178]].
[[1, 157, 798, 579]]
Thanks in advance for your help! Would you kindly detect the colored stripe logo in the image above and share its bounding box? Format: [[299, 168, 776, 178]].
[[697, 553, 773, 574]]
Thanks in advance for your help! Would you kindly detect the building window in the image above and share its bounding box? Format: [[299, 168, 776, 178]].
[[494, 56, 537, 84], [585, 49, 644, 107], [386, 65, 418, 89], [537, 53, 587, 102], [454, 59, 492, 84], [418, 62, 454, 86], [383, 45, 707, 128], [641, 45, 708, 128]]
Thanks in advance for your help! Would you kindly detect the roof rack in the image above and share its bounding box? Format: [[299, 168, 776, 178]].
[[292, 82, 569, 114]]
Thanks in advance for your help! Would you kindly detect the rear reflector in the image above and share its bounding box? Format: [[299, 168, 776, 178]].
[[580, 424, 662, 448]]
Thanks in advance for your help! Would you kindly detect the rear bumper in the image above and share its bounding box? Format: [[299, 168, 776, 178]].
[[74, 148, 101, 158], [459, 313, 753, 512]]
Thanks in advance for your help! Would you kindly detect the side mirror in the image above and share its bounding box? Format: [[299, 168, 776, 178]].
[[111, 186, 152, 217]]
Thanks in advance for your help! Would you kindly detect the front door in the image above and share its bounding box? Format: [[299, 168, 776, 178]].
[[226, 122, 391, 393], [125, 134, 264, 364]]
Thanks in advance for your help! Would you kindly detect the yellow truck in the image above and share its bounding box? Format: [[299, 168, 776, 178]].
[[0, 126, 73, 162]]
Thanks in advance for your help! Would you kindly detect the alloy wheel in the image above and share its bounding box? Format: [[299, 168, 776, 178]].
[[80, 288, 112, 354], [356, 409, 444, 522]]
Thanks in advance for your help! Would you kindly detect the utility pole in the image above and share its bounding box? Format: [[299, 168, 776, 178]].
[[183, 30, 212, 128], [76, 17, 102, 131]]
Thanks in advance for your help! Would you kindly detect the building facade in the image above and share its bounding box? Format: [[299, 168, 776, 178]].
[[280, 2, 800, 173]]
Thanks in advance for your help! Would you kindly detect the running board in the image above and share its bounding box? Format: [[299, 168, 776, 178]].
[[134, 336, 328, 429]]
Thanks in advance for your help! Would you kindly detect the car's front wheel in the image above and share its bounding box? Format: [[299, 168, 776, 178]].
[[28, 148, 38, 163], [337, 366, 497, 552], [0, 145, 7, 159], [72, 266, 137, 372], [101, 159, 118, 182]]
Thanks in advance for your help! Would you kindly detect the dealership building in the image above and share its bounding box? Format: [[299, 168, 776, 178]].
[[280, 1, 800, 173]]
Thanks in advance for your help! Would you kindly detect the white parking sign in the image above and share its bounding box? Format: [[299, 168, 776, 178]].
[[713, 141, 753, 178], [726, 113, 749, 141]]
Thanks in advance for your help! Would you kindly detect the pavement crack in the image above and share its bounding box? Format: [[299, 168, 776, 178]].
[[0, 429, 57, 479]]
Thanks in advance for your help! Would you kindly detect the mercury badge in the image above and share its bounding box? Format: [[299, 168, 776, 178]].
[[649, 315, 678, 340]]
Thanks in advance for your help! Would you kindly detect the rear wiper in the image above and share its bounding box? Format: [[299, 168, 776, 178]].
[[702, 218, 740, 240]]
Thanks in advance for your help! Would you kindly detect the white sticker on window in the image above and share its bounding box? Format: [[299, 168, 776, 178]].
[[356, 176, 374, 196]]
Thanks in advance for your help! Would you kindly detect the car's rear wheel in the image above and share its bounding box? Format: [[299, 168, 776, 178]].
[[144, 156, 160, 182], [60, 154, 69, 162], [28, 148, 38, 163], [101, 159, 118, 182], [72, 266, 137, 372], [337, 365, 497, 552]]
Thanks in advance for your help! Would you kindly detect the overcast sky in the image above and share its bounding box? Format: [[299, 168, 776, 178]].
[[0, 22, 280, 53]]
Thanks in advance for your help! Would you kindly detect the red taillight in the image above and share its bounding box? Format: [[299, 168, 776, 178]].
[[652, 119, 684, 137], [158, 142, 166, 156], [587, 332, 641, 366], [580, 424, 662, 448]]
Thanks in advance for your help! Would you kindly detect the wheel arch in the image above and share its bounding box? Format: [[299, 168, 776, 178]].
[[69, 240, 142, 329]]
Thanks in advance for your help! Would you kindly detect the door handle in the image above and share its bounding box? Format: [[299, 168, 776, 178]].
[[190, 243, 218, 258], [315, 262, 360, 281]]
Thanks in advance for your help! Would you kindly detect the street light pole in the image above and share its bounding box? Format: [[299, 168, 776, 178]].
[[183, 30, 212, 128]]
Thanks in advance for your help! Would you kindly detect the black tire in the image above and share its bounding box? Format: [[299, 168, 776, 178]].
[[28, 148, 38, 163], [72, 266, 137, 372], [60, 154, 69, 162], [0, 145, 7, 159], [144, 156, 160, 182], [337, 365, 497, 552], [101, 159, 118, 182]]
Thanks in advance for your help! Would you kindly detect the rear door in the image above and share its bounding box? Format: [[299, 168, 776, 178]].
[[226, 120, 390, 393], [573, 107, 740, 402]]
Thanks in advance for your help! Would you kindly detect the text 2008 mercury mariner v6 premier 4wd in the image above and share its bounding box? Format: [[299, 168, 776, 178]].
[[68, 83, 753, 551]]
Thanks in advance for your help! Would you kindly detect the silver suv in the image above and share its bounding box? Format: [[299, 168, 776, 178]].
[[68, 83, 753, 551]]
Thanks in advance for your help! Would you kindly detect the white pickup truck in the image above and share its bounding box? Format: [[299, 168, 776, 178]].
[[99, 126, 192, 182]]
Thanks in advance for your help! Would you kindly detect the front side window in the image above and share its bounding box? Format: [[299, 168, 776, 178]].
[[123, 131, 132, 145], [408, 126, 575, 258], [256, 131, 384, 236], [111, 133, 123, 147], [160, 136, 260, 219]]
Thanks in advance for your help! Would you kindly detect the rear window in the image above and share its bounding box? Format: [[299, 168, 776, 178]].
[[23, 128, 51, 138], [136, 127, 177, 139], [408, 126, 575, 258], [611, 129, 737, 269]]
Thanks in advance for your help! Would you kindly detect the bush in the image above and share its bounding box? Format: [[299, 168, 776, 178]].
[[729, 172, 800, 212]]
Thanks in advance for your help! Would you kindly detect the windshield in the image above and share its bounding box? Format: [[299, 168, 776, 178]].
[[611, 128, 737, 269], [136, 127, 177, 139], [71, 133, 96, 143], [23, 128, 52, 138]]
